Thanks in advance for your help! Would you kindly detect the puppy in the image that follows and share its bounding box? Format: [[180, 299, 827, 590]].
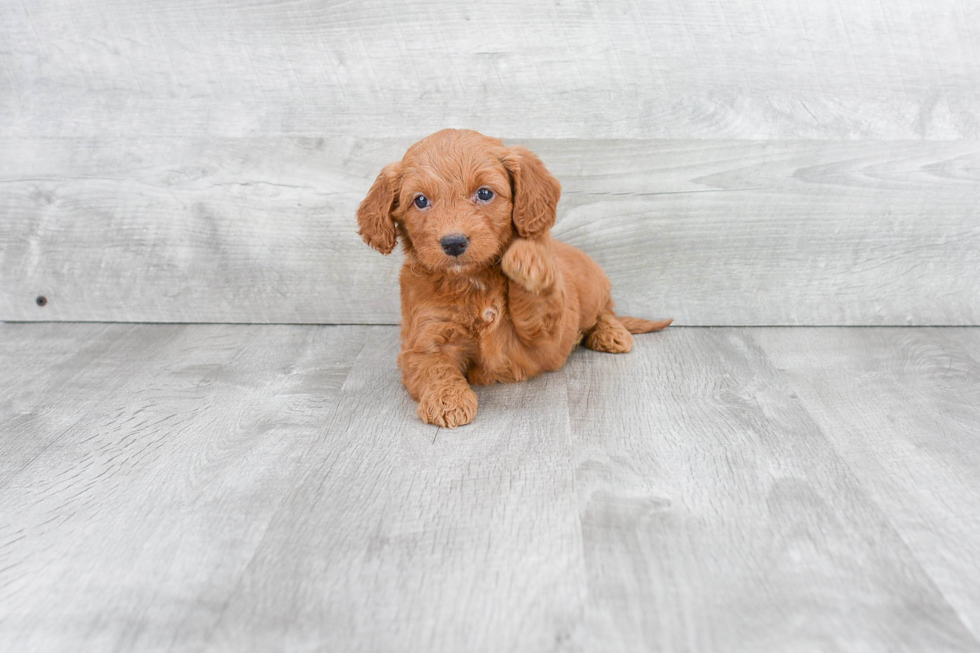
[[357, 129, 671, 427]]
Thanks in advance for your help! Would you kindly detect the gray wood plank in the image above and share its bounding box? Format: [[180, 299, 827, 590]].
[[2, 138, 978, 325], [756, 327, 980, 641], [4, 325, 980, 651], [0, 323, 196, 485], [205, 328, 586, 652], [2, 0, 979, 140], [565, 328, 979, 652], [0, 323, 369, 652]]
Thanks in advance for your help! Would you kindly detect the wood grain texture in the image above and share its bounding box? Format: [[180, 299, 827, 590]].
[[206, 328, 585, 652], [0, 323, 369, 652], [757, 327, 980, 641], [2, 137, 978, 325], [565, 327, 979, 652], [1, 0, 979, 140], [3, 324, 980, 651], [3, 0, 979, 325]]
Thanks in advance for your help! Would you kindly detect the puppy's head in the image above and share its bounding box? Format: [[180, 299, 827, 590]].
[[357, 129, 561, 274]]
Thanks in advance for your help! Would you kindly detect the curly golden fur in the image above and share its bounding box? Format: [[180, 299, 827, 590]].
[[357, 129, 671, 427]]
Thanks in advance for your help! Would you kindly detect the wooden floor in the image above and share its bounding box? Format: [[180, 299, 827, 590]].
[[1, 324, 978, 652]]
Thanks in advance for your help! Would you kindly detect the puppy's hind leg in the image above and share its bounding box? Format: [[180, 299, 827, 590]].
[[583, 312, 634, 353], [585, 311, 673, 354]]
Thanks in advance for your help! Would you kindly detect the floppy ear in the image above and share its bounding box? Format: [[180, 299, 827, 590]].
[[357, 162, 402, 255], [501, 146, 561, 238]]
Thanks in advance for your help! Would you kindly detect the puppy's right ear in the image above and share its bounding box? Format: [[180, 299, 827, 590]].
[[500, 146, 561, 239], [357, 162, 402, 255]]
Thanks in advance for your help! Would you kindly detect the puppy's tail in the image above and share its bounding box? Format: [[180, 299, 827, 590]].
[[617, 316, 673, 334]]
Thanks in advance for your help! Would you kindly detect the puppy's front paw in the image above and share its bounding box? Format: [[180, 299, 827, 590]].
[[417, 384, 478, 428], [501, 238, 556, 293]]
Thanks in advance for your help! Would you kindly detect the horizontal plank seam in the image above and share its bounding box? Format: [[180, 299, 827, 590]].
[[4, 321, 980, 328]]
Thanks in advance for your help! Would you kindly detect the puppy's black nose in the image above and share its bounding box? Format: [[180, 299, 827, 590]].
[[440, 233, 469, 257]]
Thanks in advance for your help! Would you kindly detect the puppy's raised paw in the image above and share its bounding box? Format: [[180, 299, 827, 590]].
[[418, 384, 478, 428], [501, 238, 557, 293]]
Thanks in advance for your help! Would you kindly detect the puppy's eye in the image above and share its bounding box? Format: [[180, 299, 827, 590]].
[[414, 195, 429, 209], [476, 188, 494, 202]]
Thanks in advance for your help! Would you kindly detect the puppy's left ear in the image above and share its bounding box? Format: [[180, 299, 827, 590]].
[[501, 146, 561, 238], [357, 162, 402, 255]]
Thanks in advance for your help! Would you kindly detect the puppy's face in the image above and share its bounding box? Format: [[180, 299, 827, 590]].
[[357, 129, 561, 273], [395, 131, 514, 273]]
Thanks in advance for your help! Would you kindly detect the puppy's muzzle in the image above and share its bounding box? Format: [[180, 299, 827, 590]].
[[440, 233, 469, 257]]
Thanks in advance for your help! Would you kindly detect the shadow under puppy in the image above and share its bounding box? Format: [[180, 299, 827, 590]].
[[358, 129, 671, 428]]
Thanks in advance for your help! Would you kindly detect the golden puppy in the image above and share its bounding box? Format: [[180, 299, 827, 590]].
[[357, 129, 670, 427]]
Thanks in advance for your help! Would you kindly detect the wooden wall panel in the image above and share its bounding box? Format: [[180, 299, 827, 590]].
[[2, 0, 978, 140], [2, 0, 978, 324], [1, 137, 977, 325]]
